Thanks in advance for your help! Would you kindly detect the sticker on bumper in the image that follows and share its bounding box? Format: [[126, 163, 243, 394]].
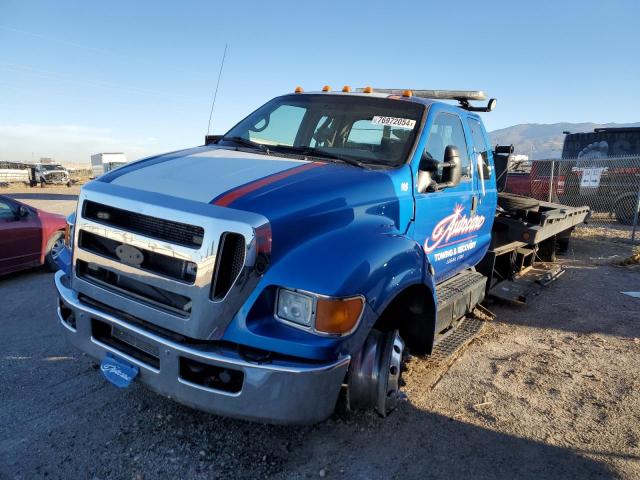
[[100, 354, 139, 388]]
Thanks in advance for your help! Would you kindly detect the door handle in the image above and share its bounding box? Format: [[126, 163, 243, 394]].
[[471, 195, 478, 215]]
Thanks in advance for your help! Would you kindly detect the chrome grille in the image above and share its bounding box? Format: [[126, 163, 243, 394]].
[[70, 182, 263, 339], [84, 200, 204, 248]]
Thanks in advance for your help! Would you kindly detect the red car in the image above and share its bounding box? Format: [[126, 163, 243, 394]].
[[0, 195, 67, 275]]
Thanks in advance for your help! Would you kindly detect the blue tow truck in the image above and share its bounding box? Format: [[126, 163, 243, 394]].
[[55, 87, 589, 424]]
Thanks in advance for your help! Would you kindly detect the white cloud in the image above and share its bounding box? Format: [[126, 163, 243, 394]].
[[0, 123, 172, 164]]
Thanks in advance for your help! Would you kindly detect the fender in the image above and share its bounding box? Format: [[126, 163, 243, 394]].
[[222, 221, 430, 361]]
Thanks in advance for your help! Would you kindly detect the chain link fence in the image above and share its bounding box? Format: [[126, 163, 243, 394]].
[[503, 155, 640, 246]]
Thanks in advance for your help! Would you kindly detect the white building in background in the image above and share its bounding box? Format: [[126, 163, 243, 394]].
[[91, 153, 128, 178]]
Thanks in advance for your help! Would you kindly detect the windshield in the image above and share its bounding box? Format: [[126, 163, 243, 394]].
[[221, 94, 425, 167], [42, 164, 65, 171]]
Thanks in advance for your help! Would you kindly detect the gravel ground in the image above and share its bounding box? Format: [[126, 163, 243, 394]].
[[1, 188, 639, 479], [1, 184, 81, 217]]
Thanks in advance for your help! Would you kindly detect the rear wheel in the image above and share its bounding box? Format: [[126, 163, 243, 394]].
[[44, 232, 64, 271], [346, 329, 404, 417]]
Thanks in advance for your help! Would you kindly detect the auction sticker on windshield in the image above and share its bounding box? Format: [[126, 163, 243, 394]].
[[371, 116, 416, 129]]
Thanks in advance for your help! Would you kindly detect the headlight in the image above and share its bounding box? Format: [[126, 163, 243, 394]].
[[276, 289, 314, 327], [275, 288, 364, 336]]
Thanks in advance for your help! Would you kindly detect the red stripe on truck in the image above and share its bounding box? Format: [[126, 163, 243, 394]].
[[211, 162, 323, 207]]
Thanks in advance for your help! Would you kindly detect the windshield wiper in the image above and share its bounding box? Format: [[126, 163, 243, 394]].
[[271, 145, 366, 169], [221, 136, 270, 154]]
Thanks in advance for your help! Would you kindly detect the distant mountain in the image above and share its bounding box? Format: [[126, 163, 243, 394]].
[[489, 122, 640, 159]]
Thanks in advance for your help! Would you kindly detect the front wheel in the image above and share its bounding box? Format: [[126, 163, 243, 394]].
[[346, 329, 405, 417], [44, 232, 65, 272]]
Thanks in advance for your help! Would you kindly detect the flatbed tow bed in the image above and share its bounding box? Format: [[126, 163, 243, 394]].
[[479, 199, 590, 303]]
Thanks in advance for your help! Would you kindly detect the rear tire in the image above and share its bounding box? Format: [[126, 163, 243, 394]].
[[44, 232, 64, 272], [498, 192, 540, 213], [537, 236, 557, 262]]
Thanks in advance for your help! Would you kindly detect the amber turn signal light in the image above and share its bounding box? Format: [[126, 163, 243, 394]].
[[315, 296, 364, 335], [64, 223, 71, 247]]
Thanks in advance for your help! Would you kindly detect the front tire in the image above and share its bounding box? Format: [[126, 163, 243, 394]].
[[44, 232, 64, 272], [346, 329, 405, 417]]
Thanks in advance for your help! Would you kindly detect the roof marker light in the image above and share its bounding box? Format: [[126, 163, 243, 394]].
[[342, 85, 351, 92], [362, 86, 373, 93], [402, 89, 413, 97], [322, 85, 331, 92], [294, 86, 304, 93]]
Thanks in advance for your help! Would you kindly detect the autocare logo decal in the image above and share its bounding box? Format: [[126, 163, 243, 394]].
[[424, 204, 485, 254], [101, 363, 134, 382]]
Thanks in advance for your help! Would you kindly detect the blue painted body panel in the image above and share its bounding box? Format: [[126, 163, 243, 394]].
[[215, 101, 496, 361]]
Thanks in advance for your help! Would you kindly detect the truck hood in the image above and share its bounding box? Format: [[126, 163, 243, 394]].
[[102, 146, 408, 259]]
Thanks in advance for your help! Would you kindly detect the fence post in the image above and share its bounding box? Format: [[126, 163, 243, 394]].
[[631, 183, 640, 243], [548, 159, 555, 202]]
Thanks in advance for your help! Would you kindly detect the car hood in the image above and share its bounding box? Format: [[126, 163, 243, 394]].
[[101, 146, 408, 259], [37, 209, 67, 229]]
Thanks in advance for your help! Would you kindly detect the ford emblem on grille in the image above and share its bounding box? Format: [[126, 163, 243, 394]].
[[115, 244, 144, 266]]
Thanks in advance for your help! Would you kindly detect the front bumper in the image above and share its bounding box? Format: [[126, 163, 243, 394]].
[[43, 174, 69, 184], [55, 271, 350, 424]]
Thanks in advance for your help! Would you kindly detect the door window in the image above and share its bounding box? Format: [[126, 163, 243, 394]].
[[468, 118, 492, 180], [0, 200, 15, 220], [423, 113, 471, 181]]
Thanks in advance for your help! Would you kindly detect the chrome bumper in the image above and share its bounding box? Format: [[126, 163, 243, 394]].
[[55, 271, 349, 425]]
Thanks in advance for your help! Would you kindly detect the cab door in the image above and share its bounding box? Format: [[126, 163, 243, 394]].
[[412, 110, 478, 283], [467, 116, 497, 264]]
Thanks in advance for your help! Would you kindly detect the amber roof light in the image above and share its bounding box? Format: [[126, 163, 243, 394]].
[[294, 86, 304, 93], [342, 85, 352, 92]]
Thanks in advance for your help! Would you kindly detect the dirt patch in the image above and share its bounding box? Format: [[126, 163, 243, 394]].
[[1, 236, 639, 479], [617, 247, 640, 266]]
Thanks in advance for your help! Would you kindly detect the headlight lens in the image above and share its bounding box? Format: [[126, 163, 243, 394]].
[[276, 289, 314, 327], [275, 288, 364, 335]]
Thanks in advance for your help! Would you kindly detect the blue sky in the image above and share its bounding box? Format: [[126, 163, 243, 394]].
[[1, 0, 639, 164]]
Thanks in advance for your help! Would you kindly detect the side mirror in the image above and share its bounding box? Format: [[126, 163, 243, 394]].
[[205, 134, 223, 145], [441, 145, 462, 188], [17, 205, 29, 218]]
